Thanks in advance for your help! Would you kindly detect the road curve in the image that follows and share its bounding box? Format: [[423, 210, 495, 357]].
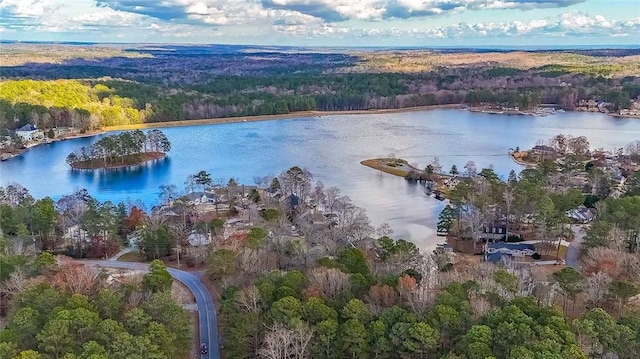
[[81, 260, 220, 359]]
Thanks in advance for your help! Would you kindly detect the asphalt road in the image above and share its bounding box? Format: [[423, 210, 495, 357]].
[[566, 225, 586, 270], [82, 260, 220, 359]]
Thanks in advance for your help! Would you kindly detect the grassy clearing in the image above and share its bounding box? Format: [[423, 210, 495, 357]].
[[117, 252, 147, 262], [361, 158, 410, 177], [557, 245, 569, 260]]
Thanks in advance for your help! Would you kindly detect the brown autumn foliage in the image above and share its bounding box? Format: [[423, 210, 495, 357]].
[[124, 206, 146, 233], [307, 267, 350, 300], [302, 286, 325, 300], [88, 235, 120, 259], [51, 261, 101, 296], [367, 284, 397, 312], [582, 247, 640, 280], [397, 274, 417, 295]]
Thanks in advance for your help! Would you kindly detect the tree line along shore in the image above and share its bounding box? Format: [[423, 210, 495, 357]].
[[1, 60, 639, 135], [65, 129, 170, 169]]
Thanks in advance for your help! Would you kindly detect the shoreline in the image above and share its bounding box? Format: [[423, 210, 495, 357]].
[[1, 104, 462, 161], [103, 104, 466, 132], [1, 103, 636, 161], [0, 130, 103, 160], [69, 152, 167, 170]]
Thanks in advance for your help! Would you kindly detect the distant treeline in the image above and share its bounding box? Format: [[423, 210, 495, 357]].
[[1, 69, 639, 130]]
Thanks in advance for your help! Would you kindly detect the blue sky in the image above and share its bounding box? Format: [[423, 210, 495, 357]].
[[0, 0, 638, 46]]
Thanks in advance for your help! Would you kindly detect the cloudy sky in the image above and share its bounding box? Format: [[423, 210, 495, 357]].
[[0, 0, 638, 46]]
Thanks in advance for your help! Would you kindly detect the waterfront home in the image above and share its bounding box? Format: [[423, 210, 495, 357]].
[[530, 145, 559, 161], [15, 124, 38, 141], [310, 211, 329, 226], [443, 177, 460, 190], [183, 192, 216, 205], [484, 242, 537, 263], [620, 109, 640, 116]]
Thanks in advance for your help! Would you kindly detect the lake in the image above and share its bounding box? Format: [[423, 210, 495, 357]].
[[2, 109, 640, 252]]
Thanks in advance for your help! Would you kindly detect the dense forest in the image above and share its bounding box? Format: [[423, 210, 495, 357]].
[[1, 46, 639, 131], [206, 164, 640, 359], [0, 254, 191, 359]]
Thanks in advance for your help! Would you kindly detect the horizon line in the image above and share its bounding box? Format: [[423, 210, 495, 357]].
[[1, 40, 640, 51]]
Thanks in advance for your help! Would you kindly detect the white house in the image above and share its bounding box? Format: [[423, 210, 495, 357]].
[[15, 124, 38, 141]]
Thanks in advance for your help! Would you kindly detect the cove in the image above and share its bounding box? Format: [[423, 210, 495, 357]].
[[2, 109, 640, 252]]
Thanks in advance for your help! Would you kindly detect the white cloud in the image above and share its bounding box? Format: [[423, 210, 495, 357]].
[[403, 11, 640, 38], [0, 0, 637, 44], [262, 0, 586, 21], [266, 11, 640, 40]]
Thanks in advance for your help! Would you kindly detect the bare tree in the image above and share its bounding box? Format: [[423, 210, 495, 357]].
[[308, 267, 350, 300], [259, 323, 313, 359], [0, 268, 30, 295], [469, 293, 492, 319], [584, 272, 612, 308], [237, 248, 270, 276], [323, 186, 340, 214], [333, 196, 374, 246], [375, 223, 394, 238], [51, 261, 101, 296], [464, 161, 477, 178], [582, 247, 640, 279], [533, 281, 559, 307], [430, 156, 443, 174], [236, 285, 262, 313]]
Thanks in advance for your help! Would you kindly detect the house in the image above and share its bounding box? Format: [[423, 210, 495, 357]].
[[566, 206, 596, 224], [484, 242, 537, 263], [443, 177, 460, 190], [530, 145, 559, 161], [620, 109, 640, 116], [188, 231, 211, 246], [325, 213, 339, 225], [310, 211, 328, 226], [597, 102, 612, 113], [15, 124, 38, 141], [183, 192, 215, 205], [436, 243, 453, 254], [282, 193, 301, 216], [482, 225, 507, 241]]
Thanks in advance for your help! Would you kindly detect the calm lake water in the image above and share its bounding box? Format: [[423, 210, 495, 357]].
[[2, 109, 640, 252]]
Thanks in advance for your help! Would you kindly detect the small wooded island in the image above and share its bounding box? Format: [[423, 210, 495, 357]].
[[66, 129, 171, 169]]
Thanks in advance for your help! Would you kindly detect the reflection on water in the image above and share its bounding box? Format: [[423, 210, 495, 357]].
[[3, 109, 640, 252]]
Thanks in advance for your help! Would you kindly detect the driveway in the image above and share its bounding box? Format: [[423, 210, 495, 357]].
[[566, 225, 587, 270], [82, 260, 220, 359]]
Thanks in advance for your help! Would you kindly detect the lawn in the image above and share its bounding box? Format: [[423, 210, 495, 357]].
[[117, 252, 147, 262]]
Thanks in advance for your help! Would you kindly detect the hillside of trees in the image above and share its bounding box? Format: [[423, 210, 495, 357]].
[[1, 155, 640, 357], [0, 252, 191, 358], [0, 47, 639, 131]]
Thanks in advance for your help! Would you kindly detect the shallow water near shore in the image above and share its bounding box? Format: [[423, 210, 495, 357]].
[[2, 109, 640, 252]]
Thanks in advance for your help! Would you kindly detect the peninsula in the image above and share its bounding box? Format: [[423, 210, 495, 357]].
[[66, 129, 170, 169]]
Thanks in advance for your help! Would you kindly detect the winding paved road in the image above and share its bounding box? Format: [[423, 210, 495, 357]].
[[82, 260, 220, 359]]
